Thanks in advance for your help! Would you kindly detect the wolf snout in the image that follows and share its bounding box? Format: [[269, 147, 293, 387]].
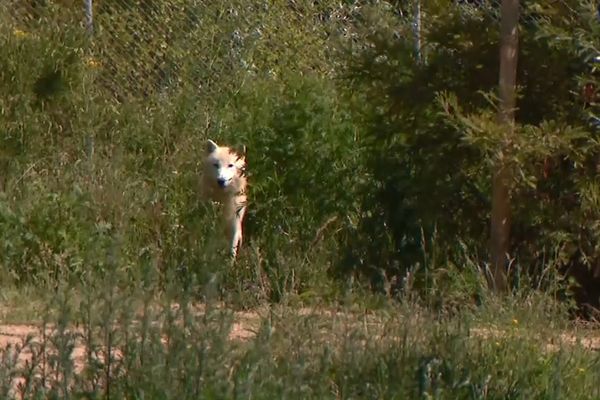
[[217, 178, 227, 188]]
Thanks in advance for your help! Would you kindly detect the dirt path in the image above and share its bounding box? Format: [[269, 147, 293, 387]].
[[1, 310, 598, 367], [0, 308, 598, 398]]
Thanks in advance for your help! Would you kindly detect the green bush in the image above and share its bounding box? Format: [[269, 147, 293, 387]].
[[4, 0, 600, 310], [337, 1, 600, 304], [0, 1, 362, 301], [210, 74, 364, 301]]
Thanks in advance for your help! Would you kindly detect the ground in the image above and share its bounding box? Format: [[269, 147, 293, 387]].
[[1, 305, 599, 374]]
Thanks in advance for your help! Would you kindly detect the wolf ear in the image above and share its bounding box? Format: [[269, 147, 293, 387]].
[[206, 139, 218, 154]]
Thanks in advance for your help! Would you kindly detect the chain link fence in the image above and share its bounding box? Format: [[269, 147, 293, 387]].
[[5, 0, 364, 102], [6, 0, 196, 99], [4, 0, 586, 102], [92, 0, 192, 98]]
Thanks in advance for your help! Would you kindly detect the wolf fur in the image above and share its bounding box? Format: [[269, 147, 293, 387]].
[[202, 139, 247, 259]]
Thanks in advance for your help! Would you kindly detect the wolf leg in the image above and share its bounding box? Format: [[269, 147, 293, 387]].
[[230, 205, 246, 260]]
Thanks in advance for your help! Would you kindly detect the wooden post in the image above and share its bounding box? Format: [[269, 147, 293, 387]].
[[490, 0, 519, 292]]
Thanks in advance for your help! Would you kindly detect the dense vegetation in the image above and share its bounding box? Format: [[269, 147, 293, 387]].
[[1, 0, 600, 398]]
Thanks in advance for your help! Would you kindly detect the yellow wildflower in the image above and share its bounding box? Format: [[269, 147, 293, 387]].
[[13, 29, 28, 38], [84, 57, 100, 68]]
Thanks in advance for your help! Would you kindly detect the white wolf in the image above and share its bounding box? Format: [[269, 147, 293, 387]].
[[202, 139, 248, 259]]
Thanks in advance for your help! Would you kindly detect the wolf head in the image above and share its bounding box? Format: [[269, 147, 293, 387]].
[[205, 139, 246, 192]]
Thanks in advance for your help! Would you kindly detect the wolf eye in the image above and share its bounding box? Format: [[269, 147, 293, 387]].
[[228, 164, 234, 168], [213, 163, 219, 168]]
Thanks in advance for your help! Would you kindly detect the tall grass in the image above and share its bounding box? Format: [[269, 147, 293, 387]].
[[0, 278, 598, 399]]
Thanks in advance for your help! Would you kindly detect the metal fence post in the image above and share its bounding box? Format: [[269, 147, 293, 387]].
[[84, 0, 94, 164], [413, 0, 422, 64], [84, 0, 93, 35]]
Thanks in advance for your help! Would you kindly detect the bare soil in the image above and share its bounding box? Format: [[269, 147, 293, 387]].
[[0, 307, 598, 398]]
